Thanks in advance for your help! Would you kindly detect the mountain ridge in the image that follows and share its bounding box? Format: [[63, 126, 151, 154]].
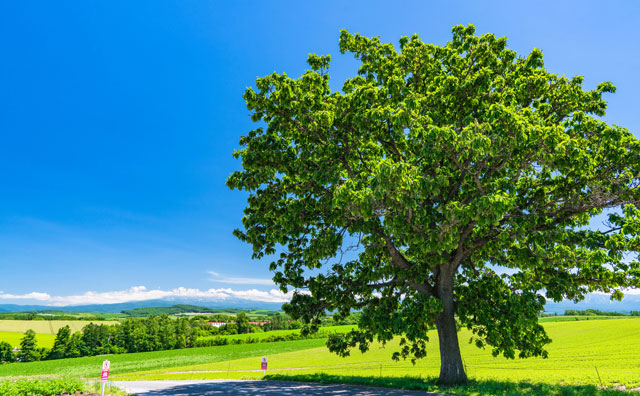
[[0, 293, 638, 314], [0, 298, 285, 313]]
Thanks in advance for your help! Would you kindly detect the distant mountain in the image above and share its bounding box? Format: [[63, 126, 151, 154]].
[[0, 298, 285, 313], [1, 293, 638, 315], [544, 293, 640, 314]]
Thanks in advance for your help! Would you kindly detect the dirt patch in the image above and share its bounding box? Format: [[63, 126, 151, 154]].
[[60, 393, 100, 396], [59, 393, 120, 396]]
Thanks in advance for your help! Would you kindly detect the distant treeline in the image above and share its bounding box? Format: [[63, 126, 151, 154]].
[[194, 329, 337, 348], [121, 304, 219, 316], [564, 309, 640, 316], [122, 305, 282, 317], [0, 312, 111, 321]]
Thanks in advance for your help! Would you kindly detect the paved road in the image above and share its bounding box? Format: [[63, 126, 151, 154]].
[[112, 380, 453, 396]]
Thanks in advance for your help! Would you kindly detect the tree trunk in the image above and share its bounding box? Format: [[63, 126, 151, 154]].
[[435, 278, 468, 384]]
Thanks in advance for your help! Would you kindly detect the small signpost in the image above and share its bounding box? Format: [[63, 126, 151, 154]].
[[261, 356, 268, 375], [100, 360, 110, 396]]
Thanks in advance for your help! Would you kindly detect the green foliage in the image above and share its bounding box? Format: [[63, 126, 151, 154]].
[[235, 312, 251, 334], [0, 378, 85, 396], [47, 325, 70, 360], [0, 341, 14, 363], [262, 313, 294, 331], [18, 330, 39, 362], [228, 25, 640, 382]]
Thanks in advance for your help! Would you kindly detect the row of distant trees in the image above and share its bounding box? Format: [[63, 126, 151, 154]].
[[0, 315, 199, 363], [563, 309, 640, 316], [0, 312, 110, 321], [0, 312, 310, 363]]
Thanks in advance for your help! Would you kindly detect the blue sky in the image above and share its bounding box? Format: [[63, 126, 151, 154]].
[[1, 1, 639, 305]]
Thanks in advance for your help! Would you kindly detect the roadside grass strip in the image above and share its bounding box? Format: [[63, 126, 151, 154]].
[[265, 374, 637, 396], [112, 319, 640, 389], [0, 332, 56, 348]]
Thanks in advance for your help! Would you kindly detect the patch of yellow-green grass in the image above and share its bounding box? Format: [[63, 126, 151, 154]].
[[0, 320, 119, 334], [0, 332, 56, 348], [115, 318, 640, 389], [538, 316, 636, 323]]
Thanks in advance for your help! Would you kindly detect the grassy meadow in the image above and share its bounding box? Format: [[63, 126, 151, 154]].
[[0, 332, 55, 348], [0, 338, 327, 378]]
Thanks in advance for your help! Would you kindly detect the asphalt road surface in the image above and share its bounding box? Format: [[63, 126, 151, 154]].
[[112, 380, 453, 396]]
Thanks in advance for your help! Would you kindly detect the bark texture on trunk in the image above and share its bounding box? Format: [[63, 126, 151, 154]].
[[435, 276, 468, 384]]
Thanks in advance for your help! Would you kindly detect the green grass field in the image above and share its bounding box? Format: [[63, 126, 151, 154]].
[[113, 319, 640, 389], [0, 338, 327, 378], [0, 320, 119, 334], [0, 332, 56, 348]]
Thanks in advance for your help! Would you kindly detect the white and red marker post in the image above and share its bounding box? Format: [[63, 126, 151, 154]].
[[261, 356, 268, 376], [100, 360, 110, 396]]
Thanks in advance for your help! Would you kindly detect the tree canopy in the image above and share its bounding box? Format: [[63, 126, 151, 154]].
[[18, 329, 39, 363], [227, 25, 640, 383]]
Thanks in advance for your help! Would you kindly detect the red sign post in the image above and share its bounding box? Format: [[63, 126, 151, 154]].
[[261, 356, 268, 375], [100, 360, 110, 396], [101, 359, 110, 382]]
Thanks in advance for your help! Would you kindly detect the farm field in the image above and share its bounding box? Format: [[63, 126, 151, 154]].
[[0, 331, 55, 348], [0, 320, 120, 334], [114, 318, 640, 389], [0, 338, 327, 378]]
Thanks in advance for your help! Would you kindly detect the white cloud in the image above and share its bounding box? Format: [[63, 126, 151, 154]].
[[0, 291, 52, 301], [208, 271, 274, 286], [0, 286, 295, 306], [622, 287, 640, 295]]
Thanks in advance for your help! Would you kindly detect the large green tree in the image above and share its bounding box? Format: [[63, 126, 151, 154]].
[[18, 329, 39, 362], [227, 25, 640, 383], [48, 325, 71, 360]]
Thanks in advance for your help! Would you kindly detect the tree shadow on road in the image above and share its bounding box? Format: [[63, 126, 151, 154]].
[[129, 379, 447, 395]]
